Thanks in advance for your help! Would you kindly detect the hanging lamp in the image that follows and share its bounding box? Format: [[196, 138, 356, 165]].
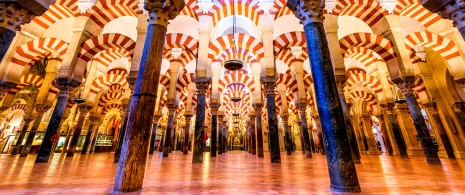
[[223, 0, 243, 71]]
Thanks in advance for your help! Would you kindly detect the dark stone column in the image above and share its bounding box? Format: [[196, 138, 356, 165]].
[[375, 114, 394, 156], [223, 122, 228, 152], [298, 106, 312, 158], [253, 104, 264, 157], [114, 98, 133, 163], [81, 116, 98, 154], [250, 115, 256, 155], [11, 117, 34, 155], [89, 123, 101, 153], [261, 80, 281, 163], [451, 103, 465, 135], [397, 79, 441, 165], [20, 106, 48, 157], [149, 115, 160, 155], [218, 115, 224, 154], [383, 103, 408, 158], [192, 79, 210, 163], [313, 115, 325, 155], [210, 106, 218, 157], [0, 3, 34, 62], [289, 1, 361, 191], [36, 84, 76, 163], [282, 115, 292, 155], [66, 104, 92, 157], [113, 1, 184, 191], [183, 115, 192, 154], [336, 81, 361, 163], [163, 106, 175, 157], [426, 103, 455, 158]]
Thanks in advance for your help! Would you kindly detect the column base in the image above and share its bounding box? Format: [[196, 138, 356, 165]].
[[407, 148, 424, 157], [453, 151, 465, 159], [367, 148, 381, 155], [330, 184, 361, 193], [438, 150, 449, 158]]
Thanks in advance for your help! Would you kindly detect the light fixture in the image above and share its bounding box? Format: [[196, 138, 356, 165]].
[[223, 1, 243, 71], [392, 84, 406, 104]]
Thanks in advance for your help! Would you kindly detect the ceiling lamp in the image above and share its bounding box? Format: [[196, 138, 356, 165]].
[[392, 84, 406, 104], [73, 85, 87, 104], [224, 1, 243, 71], [224, 59, 243, 71]]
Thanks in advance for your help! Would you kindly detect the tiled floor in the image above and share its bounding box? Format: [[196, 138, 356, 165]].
[[0, 151, 464, 194]]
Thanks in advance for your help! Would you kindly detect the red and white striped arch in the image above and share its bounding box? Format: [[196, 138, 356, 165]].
[[218, 71, 255, 92], [31, 1, 78, 29], [302, 71, 314, 90], [208, 34, 264, 61], [165, 33, 198, 57], [274, 0, 293, 20], [344, 47, 380, 69], [276, 47, 309, 66], [393, 0, 440, 28], [214, 48, 259, 66], [332, 0, 387, 27], [340, 33, 397, 62], [225, 101, 249, 118], [180, 0, 200, 20], [413, 77, 428, 101], [102, 103, 122, 115], [89, 73, 128, 101], [79, 34, 135, 62], [207, 0, 262, 27], [277, 70, 298, 93], [159, 70, 171, 89], [10, 104, 27, 112], [7, 74, 43, 95], [349, 90, 378, 112], [404, 32, 461, 67], [11, 38, 68, 68], [86, 0, 140, 28], [163, 50, 196, 67], [176, 70, 195, 92], [93, 47, 132, 68], [159, 91, 169, 108], [222, 83, 252, 105], [107, 68, 128, 78], [98, 91, 124, 107], [346, 68, 383, 93], [273, 31, 306, 55], [307, 92, 314, 107]]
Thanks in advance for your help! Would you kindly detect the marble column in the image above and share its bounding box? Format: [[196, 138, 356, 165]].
[[397, 79, 441, 165], [149, 115, 160, 155], [253, 104, 264, 157], [11, 117, 34, 155], [313, 115, 325, 155], [425, 103, 455, 158], [383, 103, 409, 158], [451, 103, 465, 134], [163, 106, 176, 157], [360, 114, 381, 155], [298, 106, 312, 158], [36, 84, 76, 163], [113, 0, 184, 192], [210, 106, 218, 157], [183, 115, 192, 154], [375, 114, 394, 156], [66, 104, 92, 157], [20, 106, 48, 157], [62, 121, 74, 154], [114, 100, 133, 163], [290, 0, 360, 191], [158, 128, 165, 152], [81, 116, 98, 154], [261, 81, 281, 163], [282, 115, 292, 155], [218, 115, 224, 154], [192, 79, 210, 163], [250, 115, 257, 155], [89, 123, 101, 153]]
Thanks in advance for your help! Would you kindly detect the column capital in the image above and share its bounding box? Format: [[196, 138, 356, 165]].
[[424, 102, 439, 115], [451, 102, 463, 113], [89, 116, 100, 124], [78, 104, 92, 116], [210, 106, 219, 115], [335, 80, 346, 95], [395, 77, 415, 96], [0, 3, 34, 32], [194, 77, 211, 94], [34, 105, 49, 116], [167, 104, 176, 114], [57, 85, 75, 97], [288, 0, 325, 26], [253, 103, 263, 112], [281, 115, 289, 124], [153, 115, 161, 123], [260, 77, 277, 95], [145, 0, 184, 28], [432, 0, 465, 30]]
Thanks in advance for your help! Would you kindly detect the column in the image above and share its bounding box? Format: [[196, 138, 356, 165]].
[[336, 81, 361, 163], [192, 79, 210, 163], [113, 0, 184, 192], [163, 105, 176, 157], [289, 0, 360, 191], [250, 115, 256, 155], [395, 103, 423, 156], [210, 105, 218, 157], [425, 103, 455, 158], [375, 114, 394, 156], [313, 115, 325, 155], [360, 114, 381, 155], [20, 106, 48, 157], [281, 115, 292, 155], [298, 106, 313, 158], [66, 104, 92, 157], [149, 115, 160, 154], [182, 114, 192, 154], [114, 101, 131, 162], [81, 116, 98, 154], [451, 103, 465, 134], [36, 84, 76, 163], [11, 116, 34, 155], [89, 122, 101, 153], [397, 79, 441, 164], [253, 104, 264, 157], [223, 121, 228, 152], [383, 103, 408, 158], [217, 115, 224, 154], [261, 81, 281, 163]]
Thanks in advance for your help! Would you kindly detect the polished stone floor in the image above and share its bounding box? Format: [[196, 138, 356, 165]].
[[0, 151, 464, 194]]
